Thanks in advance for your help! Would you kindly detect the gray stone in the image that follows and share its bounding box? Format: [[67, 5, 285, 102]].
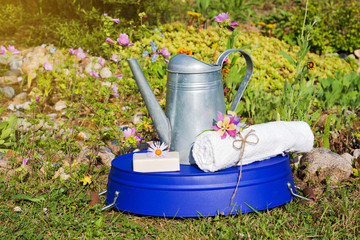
[[8, 103, 24, 111], [5, 69, 21, 77], [9, 55, 23, 70], [341, 152, 354, 164], [0, 160, 9, 169], [0, 76, 18, 85], [132, 111, 145, 124], [22, 101, 31, 110], [354, 149, 360, 159], [14, 92, 28, 101], [75, 148, 92, 164], [54, 100, 67, 111], [0, 86, 15, 98], [53, 167, 70, 180], [100, 67, 112, 78], [299, 148, 353, 184], [46, 113, 58, 119], [98, 147, 115, 167]]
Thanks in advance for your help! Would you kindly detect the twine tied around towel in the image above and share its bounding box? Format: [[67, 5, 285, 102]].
[[229, 129, 259, 209]]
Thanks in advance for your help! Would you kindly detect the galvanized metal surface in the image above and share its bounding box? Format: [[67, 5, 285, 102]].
[[127, 49, 254, 165]]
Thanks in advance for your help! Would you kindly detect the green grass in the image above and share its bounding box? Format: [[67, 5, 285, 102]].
[[1, 170, 359, 238], [0, 1, 359, 238]]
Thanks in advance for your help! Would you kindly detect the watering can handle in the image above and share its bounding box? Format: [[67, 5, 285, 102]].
[[216, 49, 254, 112]]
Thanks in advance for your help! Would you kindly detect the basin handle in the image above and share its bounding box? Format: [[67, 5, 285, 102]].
[[100, 191, 120, 211], [287, 182, 314, 202]]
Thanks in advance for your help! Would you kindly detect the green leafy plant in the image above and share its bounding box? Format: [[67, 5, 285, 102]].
[[0, 115, 17, 153], [288, 0, 360, 54], [316, 71, 360, 112]]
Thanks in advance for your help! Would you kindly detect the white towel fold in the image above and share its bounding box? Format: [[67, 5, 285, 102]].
[[192, 121, 314, 172]]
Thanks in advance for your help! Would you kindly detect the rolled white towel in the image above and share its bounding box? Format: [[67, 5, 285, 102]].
[[192, 121, 314, 172]]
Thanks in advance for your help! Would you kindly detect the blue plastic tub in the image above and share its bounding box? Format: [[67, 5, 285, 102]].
[[105, 152, 296, 217]]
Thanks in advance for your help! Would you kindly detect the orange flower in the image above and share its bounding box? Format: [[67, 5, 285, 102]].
[[178, 48, 193, 55]]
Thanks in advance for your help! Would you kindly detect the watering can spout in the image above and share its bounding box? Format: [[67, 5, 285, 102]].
[[127, 58, 171, 145]]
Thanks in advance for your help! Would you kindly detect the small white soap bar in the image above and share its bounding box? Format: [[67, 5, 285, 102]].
[[133, 152, 180, 173]]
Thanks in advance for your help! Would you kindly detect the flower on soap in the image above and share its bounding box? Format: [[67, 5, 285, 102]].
[[147, 142, 168, 158], [212, 111, 241, 139]]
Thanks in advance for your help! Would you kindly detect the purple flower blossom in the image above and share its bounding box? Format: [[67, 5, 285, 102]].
[[211, 111, 240, 139], [111, 84, 119, 98], [117, 33, 130, 46], [123, 127, 135, 138], [22, 157, 29, 166], [214, 12, 230, 23], [35, 96, 41, 102], [160, 47, 170, 58], [115, 74, 123, 79], [98, 57, 105, 67], [104, 13, 108, 17], [69, 48, 76, 54], [111, 54, 120, 62], [43, 61, 53, 71], [111, 18, 120, 23], [228, 22, 239, 31], [7, 45, 20, 55], [75, 47, 86, 59], [105, 38, 115, 44], [0, 45, 6, 54], [89, 69, 99, 78]]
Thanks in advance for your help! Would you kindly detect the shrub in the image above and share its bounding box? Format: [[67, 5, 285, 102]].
[[289, 0, 360, 54]]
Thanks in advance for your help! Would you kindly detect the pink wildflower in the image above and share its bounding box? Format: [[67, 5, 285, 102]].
[[98, 57, 105, 67], [89, 70, 99, 78], [105, 38, 115, 44], [7, 45, 20, 54], [0, 45, 6, 55], [123, 127, 135, 138], [43, 61, 53, 71], [22, 157, 29, 166], [111, 18, 120, 23], [160, 47, 170, 58], [214, 12, 230, 23]]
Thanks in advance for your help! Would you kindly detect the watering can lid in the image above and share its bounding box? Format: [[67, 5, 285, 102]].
[[167, 54, 221, 74]]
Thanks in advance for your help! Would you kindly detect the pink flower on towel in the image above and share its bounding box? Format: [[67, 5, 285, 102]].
[[212, 111, 240, 139]]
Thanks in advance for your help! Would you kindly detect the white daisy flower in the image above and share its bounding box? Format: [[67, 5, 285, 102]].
[[147, 142, 168, 158], [14, 206, 21, 212]]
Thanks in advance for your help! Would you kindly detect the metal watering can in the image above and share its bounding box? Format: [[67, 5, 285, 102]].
[[127, 49, 253, 165]]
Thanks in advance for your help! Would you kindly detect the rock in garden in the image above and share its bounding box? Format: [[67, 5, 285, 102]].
[[75, 148, 92, 164], [353, 149, 360, 159], [0, 86, 15, 98], [14, 92, 28, 101], [52, 167, 71, 180], [0, 160, 9, 169], [0, 76, 18, 85], [100, 67, 112, 78], [132, 111, 145, 124], [5, 69, 21, 77], [299, 148, 353, 184], [341, 153, 354, 164], [54, 100, 67, 111], [9, 55, 23, 70], [98, 147, 115, 167]]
